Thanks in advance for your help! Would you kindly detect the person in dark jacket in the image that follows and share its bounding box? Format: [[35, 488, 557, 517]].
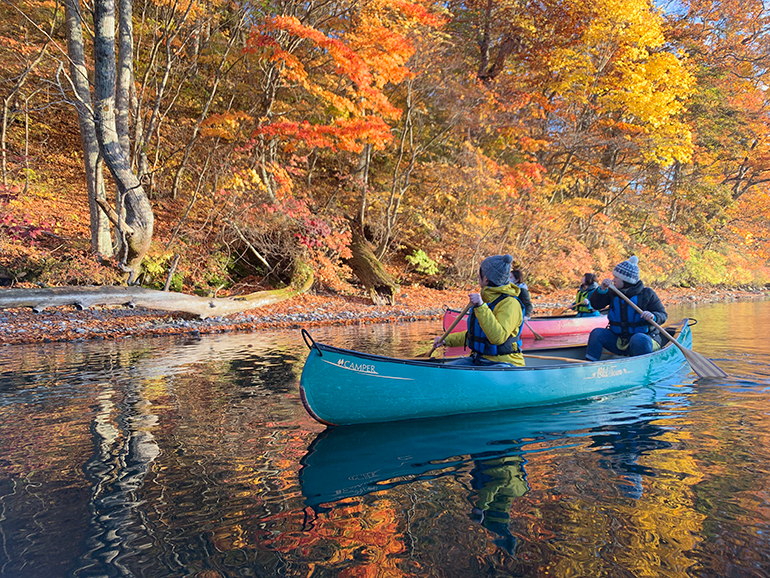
[[574, 273, 601, 317], [585, 256, 667, 361], [509, 268, 534, 319]]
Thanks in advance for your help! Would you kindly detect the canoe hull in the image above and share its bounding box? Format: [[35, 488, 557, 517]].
[[443, 308, 608, 338], [299, 323, 691, 425]]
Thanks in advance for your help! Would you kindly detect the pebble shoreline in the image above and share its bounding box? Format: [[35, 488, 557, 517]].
[[0, 286, 767, 345]]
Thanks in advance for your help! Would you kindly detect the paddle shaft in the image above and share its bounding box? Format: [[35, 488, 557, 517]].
[[607, 284, 727, 378], [423, 301, 473, 357], [607, 284, 673, 341], [523, 319, 544, 340]]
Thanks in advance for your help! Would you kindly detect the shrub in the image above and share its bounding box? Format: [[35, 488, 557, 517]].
[[405, 249, 439, 275]]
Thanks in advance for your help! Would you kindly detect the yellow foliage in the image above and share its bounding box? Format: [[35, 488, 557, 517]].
[[547, 0, 695, 166], [201, 112, 254, 140]]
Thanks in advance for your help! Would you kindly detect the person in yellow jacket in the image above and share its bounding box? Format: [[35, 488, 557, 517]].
[[433, 254, 525, 367]]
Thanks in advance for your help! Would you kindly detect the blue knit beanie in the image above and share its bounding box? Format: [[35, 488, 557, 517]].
[[613, 255, 640, 284], [480, 254, 514, 286]]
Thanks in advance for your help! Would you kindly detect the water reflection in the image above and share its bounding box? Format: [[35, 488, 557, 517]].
[[299, 389, 662, 508], [469, 454, 527, 554], [299, 386, 689, 562], [0, 302, 769, 577], [0, 332, 324, 577]]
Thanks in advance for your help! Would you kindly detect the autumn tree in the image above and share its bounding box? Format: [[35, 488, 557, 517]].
[[402, 0, 693, 284], [195, 0, 444, 300], [661, 0, 770, 283]]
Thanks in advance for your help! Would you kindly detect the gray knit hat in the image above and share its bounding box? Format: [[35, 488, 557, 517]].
[[613, 255, 640, 284], [480, 254, 514, 286]]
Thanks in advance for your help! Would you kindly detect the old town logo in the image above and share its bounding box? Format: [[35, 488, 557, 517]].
[[586, 365, 630, 379]]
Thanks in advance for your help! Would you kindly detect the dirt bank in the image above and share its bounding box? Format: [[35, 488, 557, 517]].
[[0, 285, 766, 345]]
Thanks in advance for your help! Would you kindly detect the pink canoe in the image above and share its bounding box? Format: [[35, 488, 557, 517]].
[[442, 308, 607, 339]]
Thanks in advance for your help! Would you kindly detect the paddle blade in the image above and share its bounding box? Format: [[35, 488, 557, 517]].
[[415, 347, 436, 358], [682, 348, 728, 379]]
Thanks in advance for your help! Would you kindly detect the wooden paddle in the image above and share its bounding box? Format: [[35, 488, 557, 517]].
[[608, 284, 727, 379], [550, 304, 576, 316], [418, 301, 473, 358], [523, 319, 544, 340]]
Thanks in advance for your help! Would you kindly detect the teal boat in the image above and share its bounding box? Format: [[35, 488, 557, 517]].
[[299, 320, 692, 426]]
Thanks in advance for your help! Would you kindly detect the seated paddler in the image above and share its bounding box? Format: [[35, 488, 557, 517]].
[[585, 255, 667, 361], [433, 254, 525, 367]]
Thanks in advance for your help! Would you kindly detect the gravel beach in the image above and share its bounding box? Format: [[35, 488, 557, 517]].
[[0, 285, 766, 345]]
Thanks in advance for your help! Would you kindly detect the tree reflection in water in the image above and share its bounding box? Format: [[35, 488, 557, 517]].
[[1, 305, 770, 577]]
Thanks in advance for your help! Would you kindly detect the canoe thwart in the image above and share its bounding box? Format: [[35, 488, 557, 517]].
[[522, 354, 587, 364]]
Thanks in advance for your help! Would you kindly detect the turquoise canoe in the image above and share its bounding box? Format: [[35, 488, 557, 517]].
[[299, 320, 692, 426]]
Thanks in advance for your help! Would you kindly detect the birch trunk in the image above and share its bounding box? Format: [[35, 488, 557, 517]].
[[64, 0, 114, 256], [94, 0, 154, 281], [116, 0, 133, 158]]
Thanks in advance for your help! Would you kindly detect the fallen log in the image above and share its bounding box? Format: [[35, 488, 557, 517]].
[[0, 263, 314, 319]]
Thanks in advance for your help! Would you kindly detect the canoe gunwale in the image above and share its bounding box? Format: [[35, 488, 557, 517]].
[[443, 307, 610, 339], [445, 307, 608, 322]]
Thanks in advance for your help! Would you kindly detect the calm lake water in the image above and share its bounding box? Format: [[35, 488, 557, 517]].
[[1, 299, 769, 577]]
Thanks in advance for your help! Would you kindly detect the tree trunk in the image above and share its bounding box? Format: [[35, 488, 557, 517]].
[[376, 78, 419, 260], [355, 143, 372, 232], [1, 21, 50, 186], [133, 0, 199, 186], [64, 0, 114, 257], [116, 0, 133, 158], [169, 9, 244, 200], [94, 0, 154, 281], [346, 227, 398, 306]]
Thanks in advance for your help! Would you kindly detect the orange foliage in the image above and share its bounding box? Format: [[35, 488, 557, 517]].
[[262, 15, 402, 120], [251, 117, 393, 154], [6, 0, 770, 292]]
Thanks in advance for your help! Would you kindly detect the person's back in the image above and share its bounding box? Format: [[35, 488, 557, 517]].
[[510, 268, 533, 319]]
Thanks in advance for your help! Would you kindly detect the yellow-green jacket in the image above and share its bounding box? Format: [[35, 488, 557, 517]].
[[444, 283, 525, 367]]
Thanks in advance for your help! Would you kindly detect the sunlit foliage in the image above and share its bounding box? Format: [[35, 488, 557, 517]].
[[3, 0, 770, 290]]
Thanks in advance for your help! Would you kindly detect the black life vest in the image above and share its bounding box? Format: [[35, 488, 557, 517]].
[[466, 294, 523, 356]]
